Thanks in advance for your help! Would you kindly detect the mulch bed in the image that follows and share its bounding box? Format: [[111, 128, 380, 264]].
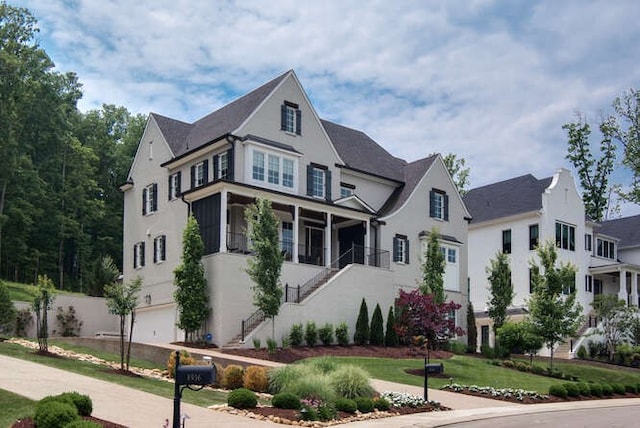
[[11, 416, 126, 428]]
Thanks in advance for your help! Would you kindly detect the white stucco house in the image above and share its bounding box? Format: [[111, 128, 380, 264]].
[[121, 70, 470, 347], [463, 168, 640, 356]]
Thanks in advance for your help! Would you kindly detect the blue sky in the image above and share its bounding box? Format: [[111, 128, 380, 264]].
[[12, 0, 640, 215]]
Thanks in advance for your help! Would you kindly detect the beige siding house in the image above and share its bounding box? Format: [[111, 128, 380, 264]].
[[121, 70, 470, 347]]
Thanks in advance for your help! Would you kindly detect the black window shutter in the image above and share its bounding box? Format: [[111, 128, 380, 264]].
[[140, 242, 145, 267], [190, 165, 196, 188], [133, 245, 138, 268], [152, 183, 158, 212], [306, 165, 313, 196], [202, 160, 209, 184], [295, 109, 302, 135], [167, 175, 172, 201], [227, 148, 234, 180], [444, 194, 449, 221], [213, 154, 219, 180], [153, 238, 157, 264], [429, 190, 435, 218], [280, 104, 287, 130], [405, 239, 410, 264], [176, 172, 181, 196], [161, 236, 166, 261], [392, 237, 399, 262], [325, 170, 332, 201], [142, 188, 148, 215]]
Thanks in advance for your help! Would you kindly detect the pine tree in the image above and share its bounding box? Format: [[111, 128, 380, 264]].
[[174, 215, 209, 343], [384, 305, 399, 347], [369, 303, 384, 345], [354, 298, 369, 345]]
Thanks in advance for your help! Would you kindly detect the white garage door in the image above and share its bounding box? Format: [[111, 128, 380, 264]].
[[133, 304, 181, 343]]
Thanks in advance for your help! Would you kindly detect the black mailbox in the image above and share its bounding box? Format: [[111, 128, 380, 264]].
[[176, 365, 216, 386], [425, 363, 444, 374]]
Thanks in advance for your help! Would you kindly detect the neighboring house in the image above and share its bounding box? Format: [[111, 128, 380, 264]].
[[464, 168, 640, 356], [121, 70, 470, 347]]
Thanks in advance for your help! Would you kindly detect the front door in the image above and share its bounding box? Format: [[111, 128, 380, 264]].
[[305, 226, 324, 266], [338, 223, 365, 268]]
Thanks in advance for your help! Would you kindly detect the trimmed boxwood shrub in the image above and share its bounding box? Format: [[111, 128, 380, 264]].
[[271, 392, 301, 410], [530, 365, 544, 375], [590, 383, 603, 397], [318, 323, 334, 346], [335, 398, 357, 414], [576, 344, 587, 359], [34, 400, 80, 428], [611, 383, 626, 395], [227, 388, 258, 409], [58, 392, 93, 416], [601, 383, 614, 396], [305, 321, 318, 347], [373, 397, 391, 411], [577, 382, 591, 396], [355, 397, 375, 413], [625, 384, 637, 394], [335, 322, 349, 346], [548, 384, 567, 398], [515, 361, 529, 372], [223, 364, 245, 390], [563, 383, 580, 397]]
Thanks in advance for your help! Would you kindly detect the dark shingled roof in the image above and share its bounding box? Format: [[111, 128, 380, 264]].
[[599, 214, 640, 249], [322, 119, 406, 182], [154, 70, 290, 157], [378, 155, 438, 216], [463, 174, 553, 224]]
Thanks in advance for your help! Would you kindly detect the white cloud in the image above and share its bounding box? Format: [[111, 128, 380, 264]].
[[14, 0, 640, 213]]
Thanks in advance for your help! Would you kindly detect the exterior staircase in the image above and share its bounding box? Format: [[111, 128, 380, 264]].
[[555, 311, 597, 359]]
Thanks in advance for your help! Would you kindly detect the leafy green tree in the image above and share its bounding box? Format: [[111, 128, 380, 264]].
[[32, 275, 55, 352], [442, 153, 470, 195], [527, 241, 584, 370], [104, 277, 141, 370], [0, 280, 16, 335], [466, 302, 477, 353], [420, 228, 445, 303], [609, 88, 640, 204], [563, 115, 616, 221], [591, 294, 639, 361], [369, 303, 384, 346], [496, 320, 543, 364], [486, 251, 513, 338], [174, 215, 209, 342], [354, 298, 369, 345], [245, 198, 284, 340], [384, 305, 399, 347]]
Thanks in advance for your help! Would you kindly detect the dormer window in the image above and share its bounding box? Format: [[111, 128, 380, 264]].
[[340, 182, 355, 198], [596, 238, 615, 259], [281, 101, 301, 135]]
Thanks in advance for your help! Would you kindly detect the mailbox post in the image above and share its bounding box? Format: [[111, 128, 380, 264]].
[[172, 351, 216, 428]]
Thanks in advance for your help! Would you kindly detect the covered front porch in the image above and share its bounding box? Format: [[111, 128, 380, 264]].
[[590, 263, 640, 307], [186, 182, 389, 269]]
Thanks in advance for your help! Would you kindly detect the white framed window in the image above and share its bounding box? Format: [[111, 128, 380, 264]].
[[218, 152, 229, 179], [281, 101, 301, 135], [393, 235, 409, 264], [310, 167, 325, 198], [193, 161, 207, 187], [168, 172, 181, 200], [252, 151, 265, 181], [596, 238, 615, 259], [585, 233, 592, 252], [143, 183, 157, 215], [340, 183, 354, 199], [429, 189, 448, 221], [153, 235, 166, 264], [282, 158, 294, 188], [268, 154, 280, 185], [133, 242, 145, 269]]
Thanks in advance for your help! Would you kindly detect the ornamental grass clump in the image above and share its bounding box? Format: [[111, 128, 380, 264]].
[[329, 365, 374, 399], [282, 373, 336, 403], [308, 356, 338, 374], [268, 364, 306, 394]]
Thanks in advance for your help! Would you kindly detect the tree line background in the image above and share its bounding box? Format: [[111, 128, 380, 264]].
[[1, 4, 145, 294]]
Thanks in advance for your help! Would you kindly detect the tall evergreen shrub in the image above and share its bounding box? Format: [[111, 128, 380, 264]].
[[354, 298, 369, 345]]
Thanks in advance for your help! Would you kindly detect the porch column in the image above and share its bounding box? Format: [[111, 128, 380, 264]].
[[618, 269, 627, 304], [293, 205, 299, 264], [325, 214, 332, 267], [219, 189, 228, 252], [365, 218, 371, 266], [631, 273, 639, 308]]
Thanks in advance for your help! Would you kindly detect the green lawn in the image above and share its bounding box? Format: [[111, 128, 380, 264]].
[[6, 280, 85, 303], [0, 341, 227, 407], [0, 389, 35, 427], [310, 355, 640, 393], [49, 339, 163, 371]]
